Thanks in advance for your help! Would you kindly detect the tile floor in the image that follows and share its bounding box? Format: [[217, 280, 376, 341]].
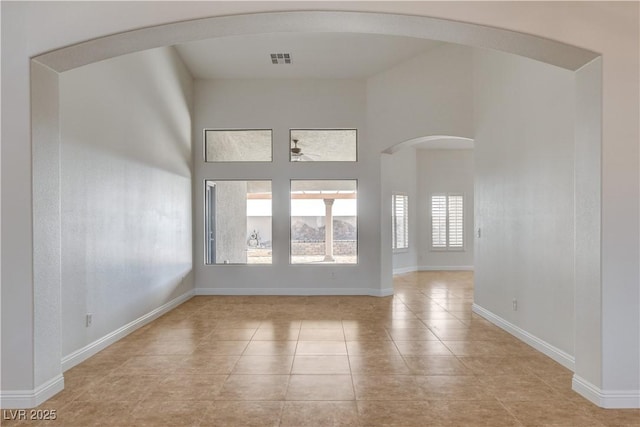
[[4, 272, 639, 426]]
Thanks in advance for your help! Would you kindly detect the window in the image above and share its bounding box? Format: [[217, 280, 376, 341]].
[[431, 193, 464, 250], [205, 180, 272, 264], [290, 180, 357, 264], [205, 129, 272, 162], [392, 193, 409, 250], [290, 129, 357, 162]]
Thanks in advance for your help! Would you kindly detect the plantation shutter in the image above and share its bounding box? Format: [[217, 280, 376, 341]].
[[392, 194, 409, 250], [431, 194, 464, 250], [431, 195, 447, 248]]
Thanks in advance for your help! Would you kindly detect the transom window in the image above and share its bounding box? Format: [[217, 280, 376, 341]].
[[290, 129, 357, 162], [205, 129, 272, 162]]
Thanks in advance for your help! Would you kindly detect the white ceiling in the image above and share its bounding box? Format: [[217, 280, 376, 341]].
[[174, 32, 442, 79]]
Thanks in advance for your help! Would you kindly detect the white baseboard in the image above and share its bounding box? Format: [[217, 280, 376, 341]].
[[472, 303, 575, 371], [195, 287, 394, 297], [572, 375, 640, 408], [0, 374, 64, 409], [418, 265, 474, 271], [61, 290, 194, 372]]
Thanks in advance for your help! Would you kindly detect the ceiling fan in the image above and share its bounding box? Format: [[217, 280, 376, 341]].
[[290, 139, 319, 161]]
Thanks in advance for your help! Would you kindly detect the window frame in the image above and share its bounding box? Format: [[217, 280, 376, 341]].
[[392, 193, 409, 252], [430, 192, 465, 251], [203, 179, 273, 265], [289, 179, 359, 265]]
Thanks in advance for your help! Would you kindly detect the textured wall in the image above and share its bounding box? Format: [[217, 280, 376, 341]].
[[59, 47, 194, 358], [473, 49, 575, 356]]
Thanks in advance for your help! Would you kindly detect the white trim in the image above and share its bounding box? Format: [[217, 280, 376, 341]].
[[418, 265, 474, 271], [0, 375, 64, 409], [195, 287, 393, 297], [61, 290, 194, 372], [472, 303, 575, 371], [572, 375, 640, 408], [393, 266, 418, 275]]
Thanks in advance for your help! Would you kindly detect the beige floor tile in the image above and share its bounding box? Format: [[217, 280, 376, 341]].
[[415, 375, 496, 400], [292, 355, 351, 374], [346, 340, 401, 357], [145, 374, 227, 400], [76, 374, 163, 402], [387, 328, 439, 341], [403, 356, 471, 375], [202, 401, 283, 427], [252, 328, 301, 341], [578, 403, 640, 427], [352, 375, 425, 401], [281, 401, 358, 426], [217, 375, 290, 400], [458, 356, 530, 376], [301, 320, 344, 329], [21, 272, 637, 427], [243, 340, 298, 355], [414, 311, 460, 321], [232, 355, 294, 374], [429, 400, 522, 426], [299, 328, 346, 341], [50, 400, 138, 426], [344, 328, 392, 341], [130, 400, 210, 426], [296, 340, 348, 355], [383, 319, 429, 329], [441, 340, 517, 357], [286, 375, 354, 401], [174, 354, 239, 375], [193, 340, 249, 355], [348, 355, 411, 375], [214, 319, 262, 329], [501, 400, 606, 426], [394, 340, 454, 356], [479, 374, 561, 401], [421, 318, 470, 331], [206, 328, 257, 340], [357, 400, 437, 426]]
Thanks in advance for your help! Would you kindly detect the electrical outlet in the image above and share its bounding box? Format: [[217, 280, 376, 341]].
[[86, 313, 93, 327], [477, 228, 482, 238], [512, 299, 518, 311]]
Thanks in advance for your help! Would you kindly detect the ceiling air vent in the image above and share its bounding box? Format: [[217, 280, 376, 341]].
[[270, 53, 291, 64]]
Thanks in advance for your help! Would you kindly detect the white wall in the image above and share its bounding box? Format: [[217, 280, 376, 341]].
[[192, 79, 383, 294], [417, 149, 474, 270], [59, 47, 194, 359], [1, 1, 637, 408], [473, 49, 576, 358], [382, 148, 418, 274], [366, 43, 474, 150]]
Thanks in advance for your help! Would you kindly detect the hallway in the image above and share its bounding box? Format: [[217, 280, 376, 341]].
[[6, 272, 638, 426]]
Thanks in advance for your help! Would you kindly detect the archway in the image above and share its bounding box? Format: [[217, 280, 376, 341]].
[[28, 11, 602, 408]]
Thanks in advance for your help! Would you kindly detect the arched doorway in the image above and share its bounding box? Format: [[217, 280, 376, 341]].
[[28, 10, 603, 408]]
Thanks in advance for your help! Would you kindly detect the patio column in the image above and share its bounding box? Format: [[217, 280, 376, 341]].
[[323, 198, 335, 262]]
